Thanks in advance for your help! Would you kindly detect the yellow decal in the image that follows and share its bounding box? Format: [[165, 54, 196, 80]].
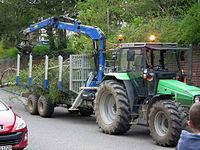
[[34, 25, 39, 29]]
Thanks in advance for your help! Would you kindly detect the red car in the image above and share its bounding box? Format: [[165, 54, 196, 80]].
[[0, 100, 28, 150]]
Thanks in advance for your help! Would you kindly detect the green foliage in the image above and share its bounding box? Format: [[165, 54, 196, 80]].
[[77, 0, 136, 35], [30, 58, 72, 103], [3, 48, 18, 58], [1, 57, 72, 103], [0, 42, 4, 57], [1, 37, 9, 49], [67, 35, 94, 54], [33, 45, 49, 56], [0, 0, 199, 54], [130, 0, 196, 17], [120, 17, 181, 43], [0, 0, 77, 52], [0, 40, 18, 58], [179, 4, 200, 45]]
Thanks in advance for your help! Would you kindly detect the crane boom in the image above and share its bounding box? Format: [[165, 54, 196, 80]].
[[18, 16, 106, 83]]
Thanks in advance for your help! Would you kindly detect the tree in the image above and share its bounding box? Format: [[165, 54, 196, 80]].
[[0, 0, 77, 50], [179, 4, 200, 45], [130, 0, 196, 17]]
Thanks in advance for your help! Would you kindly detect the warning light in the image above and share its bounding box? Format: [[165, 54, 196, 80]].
[[117, 34, 124, 42], [149, 35, 156, 42]]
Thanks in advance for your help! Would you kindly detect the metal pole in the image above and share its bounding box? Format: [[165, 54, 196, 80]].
[[57, 55, 63, 91], [44, 55, 49, 89], [16, 54, 20, 85], [188, 44, 193, 84], [28, 54, 32, 85]]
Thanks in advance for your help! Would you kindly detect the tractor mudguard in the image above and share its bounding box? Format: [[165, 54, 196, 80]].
[[103, 73, 138, 113], [104, 73, 130, 80], [146, 94, 173, 120]]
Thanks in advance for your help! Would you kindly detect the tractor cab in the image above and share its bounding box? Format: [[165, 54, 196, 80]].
[[110, 43, 191, 97]]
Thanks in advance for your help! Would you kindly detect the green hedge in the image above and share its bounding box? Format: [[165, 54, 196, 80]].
[[5, 48, 18, 58], [33, 45, 49, 56]]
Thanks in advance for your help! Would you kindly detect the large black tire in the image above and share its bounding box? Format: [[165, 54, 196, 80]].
[[38, 95, 54, 118], [148, 100, 182, 146], [95, 80, 131, 135], [27, 94, 38, 115], [175, 102, 190, 131], [79, 107, 93, 116]]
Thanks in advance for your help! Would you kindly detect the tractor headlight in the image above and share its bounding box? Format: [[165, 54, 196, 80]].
[[194, 96, 200, 103], [143, 69, 154, 82]]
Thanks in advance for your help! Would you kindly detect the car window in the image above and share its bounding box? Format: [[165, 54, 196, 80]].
[[0, 101, 8, 111]]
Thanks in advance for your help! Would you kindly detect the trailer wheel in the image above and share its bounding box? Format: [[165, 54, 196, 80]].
[[38, 95, 54, 118], [79, 108, 93, 116], [95, 80, 131, 135], [27, 94, 38, 115], [148, 100, 182, 146]]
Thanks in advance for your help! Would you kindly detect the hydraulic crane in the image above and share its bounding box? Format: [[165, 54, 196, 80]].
[[17, 15, 106, 84]]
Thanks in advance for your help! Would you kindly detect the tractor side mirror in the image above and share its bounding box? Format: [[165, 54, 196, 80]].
[[127, 50, 135, 61]]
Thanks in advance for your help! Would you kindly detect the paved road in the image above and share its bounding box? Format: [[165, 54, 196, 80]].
[[0, 89, 173, 150]]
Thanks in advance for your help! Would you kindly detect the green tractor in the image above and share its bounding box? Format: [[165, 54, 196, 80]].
[[94, 43, 200, 146]]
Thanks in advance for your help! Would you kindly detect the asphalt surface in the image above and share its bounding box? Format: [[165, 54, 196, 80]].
[[0, 89, 173, 150]]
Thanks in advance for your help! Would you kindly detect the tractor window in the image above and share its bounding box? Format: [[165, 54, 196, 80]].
[[116, 48, 143, 72], [120, 48, 129, 71], [128, 49, 143, 71], [164, 51, 179, 72], [146, 49, 185, 73]]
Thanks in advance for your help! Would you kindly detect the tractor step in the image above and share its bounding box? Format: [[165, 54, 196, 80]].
[[80, 87, 98, 90], [68, 90, 84, 111]]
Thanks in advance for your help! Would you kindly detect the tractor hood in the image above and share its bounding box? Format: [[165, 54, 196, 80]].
[[157, 79, 200, 106]]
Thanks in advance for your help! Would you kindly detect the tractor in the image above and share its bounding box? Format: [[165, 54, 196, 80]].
[[95, 42, 200, 146]]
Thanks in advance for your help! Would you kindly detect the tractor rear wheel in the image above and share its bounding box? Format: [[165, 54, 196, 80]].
[[38, 95, 54, 118], [27, 94, 38, 115], [95, 80, 131, 135], [148, 100, 182, 146]]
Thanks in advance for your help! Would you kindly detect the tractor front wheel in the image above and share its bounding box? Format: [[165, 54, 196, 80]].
[[38, 95, 54, 118], [176, 102, 189, 131], [27, 94, 38, 115], [148, 100, 182, 146], [95, 80, 131, 135]]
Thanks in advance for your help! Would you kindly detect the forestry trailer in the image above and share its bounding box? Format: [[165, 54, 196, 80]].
[[17, 16, 200, 147]]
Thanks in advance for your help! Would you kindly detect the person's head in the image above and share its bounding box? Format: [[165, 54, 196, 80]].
[[188, 102, 200, 132]]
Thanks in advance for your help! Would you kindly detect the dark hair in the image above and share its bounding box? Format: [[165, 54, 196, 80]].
[[189, 102, 200, 130]]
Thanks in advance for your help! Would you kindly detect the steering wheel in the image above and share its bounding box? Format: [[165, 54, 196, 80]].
[[153, 65, 162, 71], [154, 65, 169, 71]]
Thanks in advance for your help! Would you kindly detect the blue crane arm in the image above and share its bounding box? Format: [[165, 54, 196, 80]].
[[23, 17, 105, 41], [23, 17, 56, 34], [22, 16, 106, 83]]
